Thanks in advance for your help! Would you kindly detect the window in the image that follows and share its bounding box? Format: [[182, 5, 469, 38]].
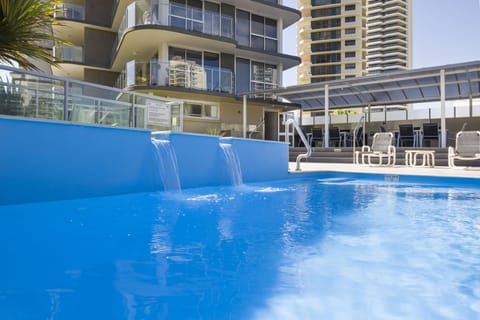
[[235, 58, 250, 94], [184, 102, 219, 119], [236, 10, 250, 46], [311, 53, 341, 64], [251, 14, 264, 49], [311, 65, 341, 75], [168, 47, 229, 93], [345, 4, 355, 11], [312, 0, 340, 5], [221, 3, 234, 38], [311, 19, 340, 29], [345, 63, 356, 69], [265, 18, 277, 52], [204, 1, 220, 36], [345, 16, 356, 23], [345, 40, 356, 46], [170, 0, 186, 29], [311, 30, 341, 40], [249, 14, 277, 52], [311, 42, 341, 52], [235, 58, 278, 97], [345, 51, 356, 58], [311, 7, 341, 18], [169, 0, 203, 32], [204, 51, 220, 91], [345, 28, 356, 35]]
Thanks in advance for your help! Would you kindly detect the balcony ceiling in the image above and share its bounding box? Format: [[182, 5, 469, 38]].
[[224, 0, 301, 28], [112, 27, 237, 70], [253, 60, 480, 110], [113, 27, 300, 70]]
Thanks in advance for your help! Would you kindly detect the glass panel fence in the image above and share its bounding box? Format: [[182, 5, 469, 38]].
[[0, 65, 181, 131], [118, 59, 234, 94]]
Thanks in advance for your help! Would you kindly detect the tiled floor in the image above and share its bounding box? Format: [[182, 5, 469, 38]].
[[289, 162, 480, 179]]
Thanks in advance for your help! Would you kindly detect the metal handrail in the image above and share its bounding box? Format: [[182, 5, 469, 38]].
[[352, 114, 365, 164], [285, 118, 312, 171], [248, 118, 265, 138]]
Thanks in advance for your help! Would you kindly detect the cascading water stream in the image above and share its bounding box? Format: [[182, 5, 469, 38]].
[[220, 143, 243, 186], [151, 138, 181, 192]]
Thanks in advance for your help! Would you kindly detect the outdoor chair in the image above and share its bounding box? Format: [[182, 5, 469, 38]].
[[448, 131, 480, 167], [355, 132, 396, 166], [422, 123, 439, 147], [398, 124, 415, 147], [310, 127, 324, 147], [353, 126, 365, 147], [329, 127, 341, 147]]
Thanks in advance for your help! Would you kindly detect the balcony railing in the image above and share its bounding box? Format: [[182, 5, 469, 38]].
[[0, 65, 183, 132], [53, 45, 84, 63], [54, 3, 85, 21], [116, 1, 234, 47], [116, 58, 234, 94]]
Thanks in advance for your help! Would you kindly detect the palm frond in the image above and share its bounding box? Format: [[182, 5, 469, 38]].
[[0, 0, 65, 70]]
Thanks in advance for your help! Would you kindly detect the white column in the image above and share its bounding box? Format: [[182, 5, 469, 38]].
[[440, 69, 446, 148], [324, 84, 329, 148], [243, 94, 247, 138]]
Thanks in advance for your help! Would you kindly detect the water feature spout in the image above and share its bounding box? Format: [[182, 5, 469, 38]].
[[220, 143, 243, 186], [151, 138, 181, 191]]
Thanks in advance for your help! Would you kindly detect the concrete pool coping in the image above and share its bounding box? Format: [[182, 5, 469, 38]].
[[289, 162, 480, 179]]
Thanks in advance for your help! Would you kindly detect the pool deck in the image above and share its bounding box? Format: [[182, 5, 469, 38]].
[[289, 162, 480, 179]]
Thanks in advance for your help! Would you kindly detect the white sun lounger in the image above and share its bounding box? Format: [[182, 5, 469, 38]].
[[448, 131, 480, 168]]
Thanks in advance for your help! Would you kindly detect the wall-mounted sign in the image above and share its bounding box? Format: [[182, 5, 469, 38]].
[[147, 100, 170, 127]]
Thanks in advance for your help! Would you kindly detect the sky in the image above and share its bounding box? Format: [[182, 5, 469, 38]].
[[281, 0, 480, 87]]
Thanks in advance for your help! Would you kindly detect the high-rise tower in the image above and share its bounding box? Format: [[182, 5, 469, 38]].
[[366, 0, 412, 73], [298, 0, 411, 85]]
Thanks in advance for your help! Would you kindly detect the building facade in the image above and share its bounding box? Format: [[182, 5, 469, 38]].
[[297, 0, 411, 85], [366, 0, 412, 74], [49, 0, 301, 140]]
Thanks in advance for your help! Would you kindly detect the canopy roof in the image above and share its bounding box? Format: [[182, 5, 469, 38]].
[[270, 60, 480, 110]]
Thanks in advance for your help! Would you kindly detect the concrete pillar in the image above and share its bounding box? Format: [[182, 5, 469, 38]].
[[440, 69, 447, 148], [324, 84, 329, 147], [243, 94, 247, 138]]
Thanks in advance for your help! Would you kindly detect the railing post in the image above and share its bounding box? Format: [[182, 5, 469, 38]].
[[63, 80, 69, 121], [35, 87, 39, 118], [95, 99, 100, 124], [130, 94, 135, 128]]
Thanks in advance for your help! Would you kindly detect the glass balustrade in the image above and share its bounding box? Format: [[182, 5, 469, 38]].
[[0, 65, 182, 131], [118, 59, 234, 94], [54, 3, 85, 21], [116, 0, 234, 47], [54, 46, 84, 63]]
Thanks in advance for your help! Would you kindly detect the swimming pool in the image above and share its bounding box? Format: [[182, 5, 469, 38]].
[[1, 173, 479, 319]]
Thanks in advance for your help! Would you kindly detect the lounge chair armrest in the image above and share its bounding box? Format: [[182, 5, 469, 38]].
[[388, 145, 396, 154], [448, 146, 455, 156], [361, 145, 371, 152]]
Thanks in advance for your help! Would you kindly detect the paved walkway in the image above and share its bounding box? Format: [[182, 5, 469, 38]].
[[289, 162, 480, 179]]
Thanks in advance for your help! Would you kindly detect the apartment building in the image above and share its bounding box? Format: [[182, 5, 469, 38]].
[[297, 0, 411, 85], [366, 0, 412, 73], [49, 0, 301, 140]]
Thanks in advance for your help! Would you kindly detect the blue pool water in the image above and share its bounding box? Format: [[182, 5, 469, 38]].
[[0, 175, 479, 319]]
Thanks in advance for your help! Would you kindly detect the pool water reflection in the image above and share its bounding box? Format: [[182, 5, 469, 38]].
[[0, 177, 479, 319]]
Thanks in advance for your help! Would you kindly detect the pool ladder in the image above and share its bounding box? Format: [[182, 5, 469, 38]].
[[285, 118, 311, 171]]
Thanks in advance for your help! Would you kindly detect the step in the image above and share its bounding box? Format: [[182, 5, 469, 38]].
[[289, 147, 480, 167]]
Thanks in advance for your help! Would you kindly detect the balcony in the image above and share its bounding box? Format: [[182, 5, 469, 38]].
[[54, 3, 85, 21], [53, 45, 84, 63], [117, 1, 234, 47], [117, 58, 234, 94]]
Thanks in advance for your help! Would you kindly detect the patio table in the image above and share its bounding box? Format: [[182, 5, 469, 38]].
[[405, 150, 435, 167]]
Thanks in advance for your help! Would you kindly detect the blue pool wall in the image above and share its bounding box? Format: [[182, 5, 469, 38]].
[[0, 117, 289, 205], [152, 132, 289, 188]]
